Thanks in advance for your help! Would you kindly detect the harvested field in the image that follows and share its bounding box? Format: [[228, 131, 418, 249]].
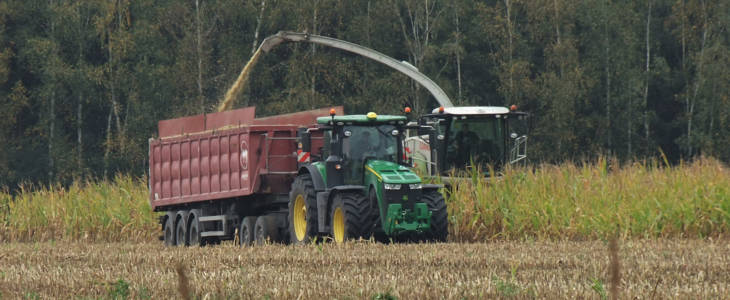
[[1, 240, 728, 299]]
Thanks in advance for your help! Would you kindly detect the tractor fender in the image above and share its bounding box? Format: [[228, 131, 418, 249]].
[[298, 165, 326, 191], [316, 185, 366, 233]]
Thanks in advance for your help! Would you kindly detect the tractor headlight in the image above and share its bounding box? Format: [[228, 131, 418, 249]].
[[408, 184, 422, 189], [384, 183, 402, 190]]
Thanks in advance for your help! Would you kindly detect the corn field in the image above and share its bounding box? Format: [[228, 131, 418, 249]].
[[1, 158, 729, 242]]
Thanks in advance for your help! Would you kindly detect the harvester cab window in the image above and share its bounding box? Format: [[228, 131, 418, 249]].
[[446, 117, 505, 171]]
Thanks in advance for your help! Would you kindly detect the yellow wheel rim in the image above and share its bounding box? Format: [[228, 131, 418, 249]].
[[293, 195, 307, 241], [333, 207, 345, 243]]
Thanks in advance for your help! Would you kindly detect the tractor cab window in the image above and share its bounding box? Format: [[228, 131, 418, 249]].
[[342, 125, 398, 184], [445, 116, 505, 171]]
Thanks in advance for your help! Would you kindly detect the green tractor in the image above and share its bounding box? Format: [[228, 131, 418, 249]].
[[289, 111, 448, 243]]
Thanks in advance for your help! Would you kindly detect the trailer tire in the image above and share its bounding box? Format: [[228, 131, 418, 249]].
[[422, 190, 448, 242], [239, 216, 256, 246], [163, 217, 176, 246], [255, 215, 280, 245], [289, 174, 318, 244], [330, 192, 371, 243], [176, 216, 187, 246], [188, 216, 202, 246]]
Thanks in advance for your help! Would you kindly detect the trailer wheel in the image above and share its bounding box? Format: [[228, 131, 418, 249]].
[[188, 216, 202, 246], [331, 192, 371, 243], [421, 190, 448, 242], [176, 216, 187, 246], [289, 174, 318, 244], [255, 215, 280, 245], [239, 216, 256, 246], [163, 217, 176, 246]]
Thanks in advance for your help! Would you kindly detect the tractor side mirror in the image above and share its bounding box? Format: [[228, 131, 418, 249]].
[[300, 131, 311, 152]]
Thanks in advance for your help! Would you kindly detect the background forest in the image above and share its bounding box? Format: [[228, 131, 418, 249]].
[[0, 0, 728, 188]]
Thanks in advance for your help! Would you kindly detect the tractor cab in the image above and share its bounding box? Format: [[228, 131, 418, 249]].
[[406, 106, 528, 177]]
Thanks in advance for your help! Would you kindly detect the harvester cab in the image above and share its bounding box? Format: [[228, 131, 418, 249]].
[[405, 106, 528, 180], [290, 111, 448, 244]]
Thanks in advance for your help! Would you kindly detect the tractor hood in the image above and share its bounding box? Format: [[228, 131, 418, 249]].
[[365, 160, 421, 184]]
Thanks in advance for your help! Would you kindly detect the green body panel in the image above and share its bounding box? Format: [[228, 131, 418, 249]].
[[316, 114, 407, 124], [384, 203, 431, 235], [365, 160, 421, 184], [312, 161, 327, 184], [362, 160, 428, 235]]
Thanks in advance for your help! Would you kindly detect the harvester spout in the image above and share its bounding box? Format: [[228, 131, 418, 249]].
[[218, 31, 454, 112]]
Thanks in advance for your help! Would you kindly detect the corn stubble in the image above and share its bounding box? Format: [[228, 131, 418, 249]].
[[1, 240, 728, 299]]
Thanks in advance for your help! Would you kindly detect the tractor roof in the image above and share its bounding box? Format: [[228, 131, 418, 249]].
[[316, 114, 407, 125], [431, 106, 510, 115]]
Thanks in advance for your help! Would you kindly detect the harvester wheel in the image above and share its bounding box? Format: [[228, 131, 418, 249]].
[[239, 216, 256, 246], [176, 216, 187, 246], [422, 190, 448, 242], [330, 192, 372, 243], [188, 216, 202, 246], [288, 174, 318, 244], [163, 217, 176, 246], [255, 215, 280, 245]]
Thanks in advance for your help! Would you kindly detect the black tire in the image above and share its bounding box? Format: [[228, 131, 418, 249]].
[[188, 216, 201, 246], [255, 215, 280, 245], [330, 192, 372, 243], [239, 216, 256, 247], [288, 174, 318, 244], [368, 187, 388, 243], [176, 215, 187, 246], [421, 190, 448, 242], [163, 217, 176, 246]]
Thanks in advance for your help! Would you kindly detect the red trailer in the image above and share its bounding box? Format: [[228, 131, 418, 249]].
[[149, 106, 342, 246]]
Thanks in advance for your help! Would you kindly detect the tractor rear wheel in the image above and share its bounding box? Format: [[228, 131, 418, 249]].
[[330, 192, 372, 243], [163, 217, 176, 246], [239, 216, 256, 246], [288, 174, 318, 244], [255, 215, 280, 245], [421, 190, 448, 242]]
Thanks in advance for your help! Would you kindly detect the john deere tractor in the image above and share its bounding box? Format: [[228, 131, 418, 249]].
[[289, 111, 447, 243]]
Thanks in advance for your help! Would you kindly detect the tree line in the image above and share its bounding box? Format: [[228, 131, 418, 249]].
[[0, 0, 728, 188]]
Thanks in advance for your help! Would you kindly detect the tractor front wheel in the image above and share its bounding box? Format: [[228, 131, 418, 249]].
[[330, 192, 372, 243], [421, 190, 448, 242]]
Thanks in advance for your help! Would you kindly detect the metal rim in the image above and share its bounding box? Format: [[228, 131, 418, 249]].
[[164, 223, 173, 245], [242, 223, 251, 244], [293, 195, 307, 241], [189, 222, 198, 245], [177, 223, 185, 246], [256, 222, 265, 244], [333, 207, 345, 243]]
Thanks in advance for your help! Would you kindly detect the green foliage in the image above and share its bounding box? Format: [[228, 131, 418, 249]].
[[492, 275, 521, 298], [108, 279, 130, 300], [591, 278, 607, 300], [372, 290, 397, 300]]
